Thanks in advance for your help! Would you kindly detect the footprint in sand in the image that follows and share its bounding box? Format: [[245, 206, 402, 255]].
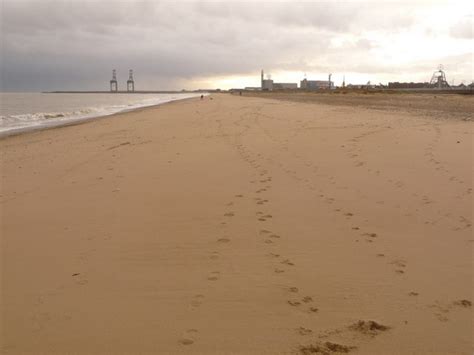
[[297, 327, 313, 336], [74, 274, 88, 286], [270, 234, 280, 239], [391, 259, 407, 274], [178, 329, 199, 346], [281, 259, 295, 266], [209, 251, 220, 260], [224, 212, 234, 217], [429, 299, 471, 319], [363, 232, 377, 243], [207, 271, 221, 281], [190, 295, 204, 308], [217, 237, 230, 243], [293, 296, 318, 313], [288, 300, 301, 307], [348, 320, 390, 335], [429, 303, 451, 322], [453, 299, 472, 308], [274, 268, 285, 273], [260, 229, 271, 235]]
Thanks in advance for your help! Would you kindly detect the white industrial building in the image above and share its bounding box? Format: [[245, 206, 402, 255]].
[[261, 70, 298, 91], [262, 80, 274, 91], [300, 78, 333, 90]]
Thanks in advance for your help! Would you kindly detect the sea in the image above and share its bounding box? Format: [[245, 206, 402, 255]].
[[0, 92, 204, 136]]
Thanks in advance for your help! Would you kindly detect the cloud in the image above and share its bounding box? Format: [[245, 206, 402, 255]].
[[450, 16, 473, 39], [1, 0, 472, 91]]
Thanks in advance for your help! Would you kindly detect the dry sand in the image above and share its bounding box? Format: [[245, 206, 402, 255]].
[[1, 93, 473, 354]]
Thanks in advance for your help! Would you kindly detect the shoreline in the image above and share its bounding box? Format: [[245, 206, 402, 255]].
[[0, 94, 204, 139], [43, 90, 211, 94]]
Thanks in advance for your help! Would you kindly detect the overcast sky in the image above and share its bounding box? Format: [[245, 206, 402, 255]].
[[1, 0, 472, 91]]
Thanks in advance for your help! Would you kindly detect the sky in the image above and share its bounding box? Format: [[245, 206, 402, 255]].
[[1, 0, 472, 91]]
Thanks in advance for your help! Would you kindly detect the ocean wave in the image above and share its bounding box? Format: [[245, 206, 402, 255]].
[[0, 93, 205, 136]]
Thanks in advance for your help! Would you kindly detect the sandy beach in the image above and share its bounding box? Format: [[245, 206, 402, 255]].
[[1, 93, 472, 354]]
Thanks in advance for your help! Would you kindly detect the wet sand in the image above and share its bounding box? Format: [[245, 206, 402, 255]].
[[1, 93, 473, 354]]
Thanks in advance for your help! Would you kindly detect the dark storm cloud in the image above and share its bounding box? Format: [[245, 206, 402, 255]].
[[0, 0, 471, 91]]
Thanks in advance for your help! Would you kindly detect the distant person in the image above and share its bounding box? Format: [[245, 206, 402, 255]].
[[200, 95, 204, 100], [239, 91, 242, 96]]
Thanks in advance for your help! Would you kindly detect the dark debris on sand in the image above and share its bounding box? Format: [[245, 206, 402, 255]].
[[348, 320, 390, 336], [299, 341, 356, 354], [453, 299, 472, 308]]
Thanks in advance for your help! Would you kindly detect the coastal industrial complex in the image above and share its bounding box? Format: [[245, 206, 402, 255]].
[[239, 66, 472, 93], [103, 66, 471, 93], [257, 70, 333, 91]]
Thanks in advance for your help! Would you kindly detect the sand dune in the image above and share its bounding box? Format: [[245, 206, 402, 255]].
[[1, 93, 472, 354]]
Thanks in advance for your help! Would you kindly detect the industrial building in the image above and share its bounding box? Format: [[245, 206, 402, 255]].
[[300, 78, 333, 90], [261, 70, 298, 91], [261, 80, 273, 90], [273, 83, 298, 90], [347, 82, 379, 89]]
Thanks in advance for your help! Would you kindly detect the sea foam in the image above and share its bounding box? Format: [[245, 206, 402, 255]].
[[0, 92, 205, 136]]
